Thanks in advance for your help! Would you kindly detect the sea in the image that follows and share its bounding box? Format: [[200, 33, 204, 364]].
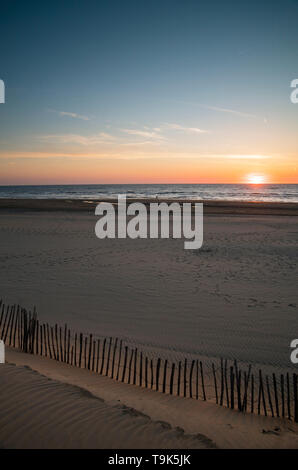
[[0, 183, 297, 202]]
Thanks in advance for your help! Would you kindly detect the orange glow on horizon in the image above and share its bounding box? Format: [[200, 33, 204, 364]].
[[0, 151, 297, 185]]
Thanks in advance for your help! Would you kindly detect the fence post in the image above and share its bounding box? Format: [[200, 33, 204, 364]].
[[1, 306, 9, 341], [133, 348, 138, 385], [78, 333, 83, 368], [100, 338, 106, 374], [251, 373, 254, 414], [128, 348, 134, 384], [100, 338, 107, 375], [40, 324, 43, 356], [13, 307, 19, 348], [273, 373, 279, 417], [0, 304, 5, 337], [230, 366, 234, 409], [189, 360, 195, 398], [150, 359, 154, 389], [63, 324, 67, 362], [281, 374, 285, 418], [145, 356, 148, 388], [92, 340, 96, 371], [183, 359, 187, 398], [177, 361, 181, 396], [116, 340, 122, 381], [220, 358, 224, 405], [162, 359, 168, 393], [259, 369, 267, 416], [67, 329, 71, 364], [51, 327, 56, 360], [224, 359, 229, 407], [294, 374, 298, 423], [121, 346, 128, 383], [105, 337, 112, 376], [266, 375, 274, 417], [212, 363, 218, 404], [156, 358, 161, 391], [287, 372, 291, 420], [35, 320, 39, 355], [170, 363, 175, 395], [139, 352, 143, 387], [111, 338, 118, 379], [200, 361, 206, 401], [70, 332, 75, 366], [84, 336, 87, 368], [96, 339, 100, 373], [58, 326, 62, 362], [242, 365, 251, 412], [55, 324, 59, 361]]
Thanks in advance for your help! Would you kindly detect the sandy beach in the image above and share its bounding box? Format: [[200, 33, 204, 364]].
[[0, 200, 297, 370], [1, 347, 298, 449], [0, 199, 298, 448]]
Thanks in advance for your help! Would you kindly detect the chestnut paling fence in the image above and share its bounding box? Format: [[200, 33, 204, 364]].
[[0, 300, 297, 423]]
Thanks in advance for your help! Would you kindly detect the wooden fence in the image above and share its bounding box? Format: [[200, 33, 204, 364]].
[[0, 300, 297, 422]]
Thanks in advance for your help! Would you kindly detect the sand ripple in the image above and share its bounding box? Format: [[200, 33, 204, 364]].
[[0, 364, 213, 449]]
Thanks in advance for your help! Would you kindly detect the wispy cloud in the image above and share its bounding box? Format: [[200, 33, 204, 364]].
[[120, 128, 164, 140], [164, 123, 209, 134], [207, 154, 271, 160], [201, 104, 257, 119], [166, 99, 263, 121], [59, 111, 90, 121], [39, 132, 114, 145], [120, 140, 163, 146], [0, 151, 274, 161], [48, 109, 90, 121], [0, 151, 126, 160]]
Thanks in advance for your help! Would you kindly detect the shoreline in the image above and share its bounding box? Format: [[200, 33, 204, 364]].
[[2, 347, 298, 449], [0, 198, 298, 215]]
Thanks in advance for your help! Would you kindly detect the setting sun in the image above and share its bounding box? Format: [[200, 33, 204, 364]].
[[246, 174, 267, 185]]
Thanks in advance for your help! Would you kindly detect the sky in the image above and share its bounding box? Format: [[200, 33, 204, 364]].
[[0, 0, 297, 184]]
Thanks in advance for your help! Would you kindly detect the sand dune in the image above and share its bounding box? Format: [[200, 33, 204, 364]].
[[1, 348, 298, 449], [0, 363, 212, 449]]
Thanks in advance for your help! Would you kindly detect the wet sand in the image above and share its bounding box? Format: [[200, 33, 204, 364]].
[[0, 198, 298, 215]]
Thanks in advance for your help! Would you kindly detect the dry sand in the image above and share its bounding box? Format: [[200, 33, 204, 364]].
[[0, 200, 298, 449], [1, 347, 297, 449], [0, 201, 297, 370]]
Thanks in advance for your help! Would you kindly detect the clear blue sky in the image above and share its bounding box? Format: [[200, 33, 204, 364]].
[[0, 0, 297, 184]]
